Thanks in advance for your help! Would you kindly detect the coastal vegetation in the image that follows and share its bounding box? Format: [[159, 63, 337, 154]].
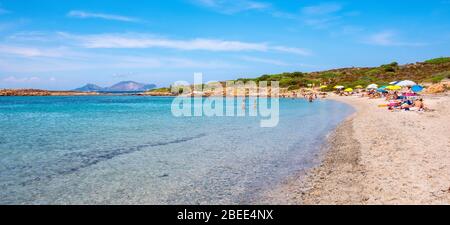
[[230, 57, 450, 92], [424, 57, 450, 65], [142, 57, 450, 96], [150, 87, 171, 93]]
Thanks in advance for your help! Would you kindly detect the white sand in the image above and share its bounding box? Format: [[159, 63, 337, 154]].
[[261, 94, 450, 205]]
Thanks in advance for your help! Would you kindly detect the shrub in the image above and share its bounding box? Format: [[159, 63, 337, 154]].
[[365, 68, 382, 76], [236, 78, 253, 83], [319, 72, 339, 79], [360, 75, 379, 83], [149, 87, 170, 93], [425, 57, 450, 64], [279, 78, 297, 87], [428, 71, 450, 83], [381, 62, 398, 72], [282, 72, 305, 78], [288, 85, 300, 91]]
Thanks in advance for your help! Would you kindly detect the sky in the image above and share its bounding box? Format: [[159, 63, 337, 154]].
[[0, 0, 449, 90]]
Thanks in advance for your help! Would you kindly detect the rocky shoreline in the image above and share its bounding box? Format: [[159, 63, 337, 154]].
[[0, 89, 100, 96]]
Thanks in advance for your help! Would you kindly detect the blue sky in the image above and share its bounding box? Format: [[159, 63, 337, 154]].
[[0, 0, 449, 90]]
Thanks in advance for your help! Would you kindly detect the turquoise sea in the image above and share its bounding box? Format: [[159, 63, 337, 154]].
[[0, 96, 353, 204]]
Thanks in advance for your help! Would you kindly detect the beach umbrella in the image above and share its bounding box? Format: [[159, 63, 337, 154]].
[[396, 80, 417, 87], [367, 84, 378, 89], [386, 85, 402, 90], [334, 85, 345, 89], [380, 86, 388, 89], [411, 85, 424, 93], [320, 85, 328, 89], [355, 85, 363, 89], [344, 88, 353, 92], [389, 81, 399, 85], [377, 88, 388, 93]]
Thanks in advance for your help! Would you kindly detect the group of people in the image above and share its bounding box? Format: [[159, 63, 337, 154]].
[[378, 90, 426, 112], [386, 97, 426, 111], [303, 93, 319, 102], [280, 91, 327, 102], [356, 87, 428, 112], [364, 90, 382, 99]]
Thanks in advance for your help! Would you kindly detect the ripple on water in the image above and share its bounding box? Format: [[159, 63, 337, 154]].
[[0, 96, 354, 204]]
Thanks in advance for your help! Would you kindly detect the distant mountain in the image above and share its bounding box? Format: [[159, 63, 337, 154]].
[[74, 81, 156, 92], [73, 84, 104, 92], [105, 81, 156, 92]]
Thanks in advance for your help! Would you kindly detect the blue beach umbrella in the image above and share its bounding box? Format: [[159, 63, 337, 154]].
[[411, 85, 424, 93], [377, 88, 388, 93]]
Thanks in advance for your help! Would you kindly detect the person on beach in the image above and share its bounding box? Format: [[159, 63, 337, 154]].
[[393, 91, 399, 100], [401, 99, 413, 111], [308, 94, 314, 103], [387, 100, 401, 111], [405, 87, 413, 95], [411, 98, 425, 111]]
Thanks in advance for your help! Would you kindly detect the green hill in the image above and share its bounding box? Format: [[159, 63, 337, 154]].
[[234, 57, 450, 91]]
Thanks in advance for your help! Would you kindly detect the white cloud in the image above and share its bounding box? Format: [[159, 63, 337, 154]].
[[1, 75, 57, 83], [270, 46, 311, 56], [192, 0, 270, 14], [0, 34, 248, 73], [367, 31, 394, 46], [365, 31, 427, 47], [60, 33, 311, 55], [0, 45, 66, 57], [303, 16, 341, 29], [192, 0, 297, 19], [67, 10, 140, 22], [0, 51, 236, 73], [0, 19, 29, 32], [302, 3, 342, 15], [239, 56, 289, 66], [2, 76, 40, 83], [300, 3, 352, 29], [330, 25, 365, 37], [0, 31, 311, 74], [76, 34, 267, 51]]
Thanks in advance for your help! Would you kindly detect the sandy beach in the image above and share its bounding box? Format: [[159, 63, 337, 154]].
[[261, 94, 450, 205]]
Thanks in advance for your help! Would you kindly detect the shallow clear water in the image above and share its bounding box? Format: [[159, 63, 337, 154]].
[[0, 96, 353, 204]]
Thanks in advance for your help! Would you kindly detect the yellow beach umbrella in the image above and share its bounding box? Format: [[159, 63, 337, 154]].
[[320, 85, 328, 89], [355, 85, 363, 89], [386, 85, 401, 90], [344, 88, 353, 92]]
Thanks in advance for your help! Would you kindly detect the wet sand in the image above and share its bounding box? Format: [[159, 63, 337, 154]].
[[261, 94, 450, 205]]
